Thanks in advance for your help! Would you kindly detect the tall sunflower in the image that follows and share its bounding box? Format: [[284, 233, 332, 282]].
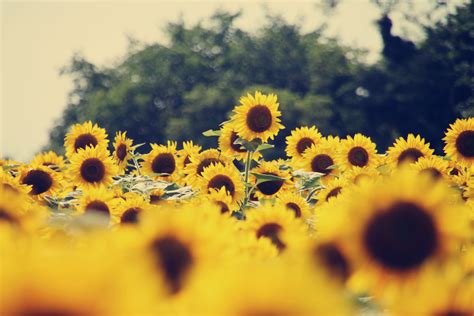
[[199, 163, 245, 203], [69, 146, 118, 188], [285, 126, 322, 159], [337, 134, 378, 170], [231, 91, 284, 142], [19, 164, 61, 199], [141, 142, 179, 181], [444, 117, 474, 166], [64, 121, 109, 158], [386, 134, 434, 167], [251, 160, 293, 199], [113, 131, 133, 173]]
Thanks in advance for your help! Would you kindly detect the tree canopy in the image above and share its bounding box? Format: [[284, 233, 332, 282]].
[[47, 2, 473, 158]]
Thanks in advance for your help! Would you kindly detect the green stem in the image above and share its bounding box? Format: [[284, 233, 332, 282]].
[[240, 150, 254, 217], [306, 186, 320, 203], [130, 150, 142, 176]]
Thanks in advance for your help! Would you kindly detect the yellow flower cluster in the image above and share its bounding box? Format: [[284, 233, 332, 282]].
[[0, 91, 473, 315]]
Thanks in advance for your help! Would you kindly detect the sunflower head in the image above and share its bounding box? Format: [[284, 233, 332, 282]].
[[231, 91, 284, 142], [199, 162, 245, 203], [183, 149, 230, 187], [113, 131, 134, 173], [111, 193, 150, 225], [78, 185, 116, 224], [30, 151, 65, 171], [301, 137, 340, 180], [19, 164, 61, 199], [177, 140, 202, 170], [337, 134, 378, 170], [141, 142, 178, 181], [251, 160, 293, 199], [285, 126, 322, 159], [275, 191, 312, 219], [219, 122, 261, 161], [387, 134, 434, 167], [64, 121, 109, 158], [444, 117, 474, 166], [411, 155, 450, 181]]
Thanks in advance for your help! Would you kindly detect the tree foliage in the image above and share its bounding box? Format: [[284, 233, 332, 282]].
[[47, 2, 473, 158]]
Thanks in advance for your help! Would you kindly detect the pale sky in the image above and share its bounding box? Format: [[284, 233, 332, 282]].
[[0, 0, 462, 161]]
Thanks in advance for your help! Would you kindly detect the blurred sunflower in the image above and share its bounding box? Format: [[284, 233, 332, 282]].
[[251, 160, 293, 199], [112, 193, 149, 225], [276, 191, 311, 219], [0, 170, 31, 195], [199, 162, 244, 203], [231, 91, 284, 142], [285, 126, 322, 159], [444, 117, 474, 166], [335, 169, 469, 294], [30, 151, 65, 171], [342, 166, 379, 185], [411, 155, 450, 180], [149, 188, 166, 205], [337, 134, 378, 170], [78, 185, 115, 223], [141, 142, 179, 181], [64, 121, 109, 158], [317, 177, 348, 204], [113, 131, 133, 172], [387, 134, 434, 167], [243, 204, 307, 252], [19, 164, 61, 198], [0, 187, 31, 229], [69, 146, 118, 188], [177, 140, 202, 170]]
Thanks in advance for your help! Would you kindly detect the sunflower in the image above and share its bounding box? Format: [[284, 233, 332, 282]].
[[0, 187, 31, 230], [77, 185, 115, 223], [141, 142, 179, 181], [30, 151, 65, 171], [243, 204, 308, 252], [444, 117, 474, 166], [301, 137, 340, 181], [69, 146, 118, 188], [149, 188, 166, 205], [317, 177, 349, 204], [231, 91, 284, 142], [386, 134, 434, 167], [19, 164, 61, 198], [177, 140, 202, 170], [342, 166, 379, 185], [219, 121, 261, 161], [337, 134, 378, 170], [285, 125, 322, 159], [64, 121, 109, 158], [251, 160, 293, 199], [206, 186, 239, 214], [411, 155, 450, 180], [199, 162, 245, 203], [332, 169, 469, 295], [111, 193, 150, 225], [448, 161, 472, 186], [276, 191, 312, 219], [0, 170, 31, 195], [183, 149, 230, 187], [139, 207, 236, 294], [113, 131, 133, 172]]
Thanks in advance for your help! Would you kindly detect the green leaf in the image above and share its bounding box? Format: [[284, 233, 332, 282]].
[[255, 143, 274, 152], [234, 137, 262, 152], [202, 129, 221, 137], [251, 172, 286, 185]]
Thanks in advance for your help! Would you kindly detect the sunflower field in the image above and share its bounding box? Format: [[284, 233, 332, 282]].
[[1, 91, 473, 315]]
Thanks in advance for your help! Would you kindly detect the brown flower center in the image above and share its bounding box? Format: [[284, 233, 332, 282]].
[[151, 153, 176, 176], [85, 200, 110, 218], [314, 243, 350, 281], [0, 208, 18, 225], [286, 202, 301, 218], [397, 148, 424, 164], [348, 146, 369, 167], [22, 170, 53, 195], [74, 133, 98, 152], [455, 130, 474, 158], [256, 223, 286, 251], [80, 158, 105, 183], [311, 154, 334, 174], [325, 187, 342, 201], [256, 173, 284, 196], [420, 167, 442, 179], [149, 236, 194, 294], [121, 207, 141, 224], [150, 194, 163, 205], [116, 143, 127, 161], [246, 105, 273, 133], [364, 202, 438, 271], [215, 201, 230, 214], [196, 158, 221, 176], [296, 137, 314, 155], [208, 175, 235, 197], [230, 132, 246, 153]]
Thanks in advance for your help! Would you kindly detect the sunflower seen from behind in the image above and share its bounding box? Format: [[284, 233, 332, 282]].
[[231, 91, 284, 142], [444, 117, 474, 167], [69, 146, 118, 189], [64, 121, 109, 158]]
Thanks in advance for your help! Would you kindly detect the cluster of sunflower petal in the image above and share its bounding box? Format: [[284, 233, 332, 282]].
[[1, 91, 473, 315]]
